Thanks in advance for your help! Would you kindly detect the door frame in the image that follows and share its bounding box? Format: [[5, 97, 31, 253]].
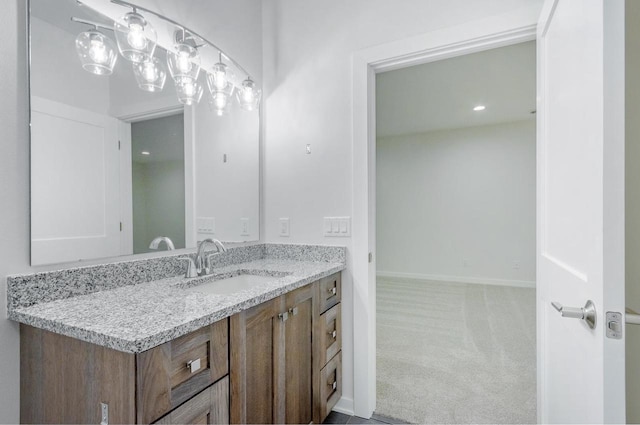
[[350, 8, 539, 419]]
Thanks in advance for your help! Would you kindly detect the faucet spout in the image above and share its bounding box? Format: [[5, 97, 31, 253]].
[[195, 238, 226, 276], [149, 236, 175, 251]]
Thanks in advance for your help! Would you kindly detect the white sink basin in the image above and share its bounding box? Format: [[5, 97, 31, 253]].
[[184, 273, 279, 296]]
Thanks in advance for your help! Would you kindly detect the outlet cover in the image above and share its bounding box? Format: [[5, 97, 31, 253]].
[[240, 218, 250, 236], [279, 218, 290, 237], [323, 217, 351, 237], [197, 217, 215, 235]]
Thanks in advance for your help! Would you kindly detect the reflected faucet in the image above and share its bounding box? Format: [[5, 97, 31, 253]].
[[149, 236, 175, 251], [194, 238, 227, 276]]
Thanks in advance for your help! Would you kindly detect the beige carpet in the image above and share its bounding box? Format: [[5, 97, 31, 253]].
[[375, 277, 536, 424]]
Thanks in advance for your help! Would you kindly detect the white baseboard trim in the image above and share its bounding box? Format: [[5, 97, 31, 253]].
[[376, 270, 535, 288], [332, 397, 355, 416]]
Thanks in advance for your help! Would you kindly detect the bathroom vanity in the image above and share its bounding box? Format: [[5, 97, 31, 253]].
[[9, 245, 345, 424]]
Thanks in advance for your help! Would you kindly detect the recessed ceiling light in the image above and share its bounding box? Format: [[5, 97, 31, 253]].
[[141, 151, 150, 155], [473, 105, 486, 112]]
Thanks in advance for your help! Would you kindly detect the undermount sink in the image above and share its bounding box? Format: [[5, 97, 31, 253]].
[[182, 272, 288, 296]]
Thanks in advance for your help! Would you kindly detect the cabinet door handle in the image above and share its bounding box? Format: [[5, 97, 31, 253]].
[[328, 330, 337, 339], [187, 358, 201, 374], [327, 380, 337, 390], [328, 286, 337, 296], [279, 312, 289, 322], [288, 307, 299, 316]]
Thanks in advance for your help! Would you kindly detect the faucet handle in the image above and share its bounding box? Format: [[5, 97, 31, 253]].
[[180, 257, 198, 278]]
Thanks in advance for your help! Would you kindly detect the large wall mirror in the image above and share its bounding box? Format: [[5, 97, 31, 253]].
[[29, 0, 261, 266]]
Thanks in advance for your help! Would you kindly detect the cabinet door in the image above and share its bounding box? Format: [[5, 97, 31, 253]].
[[284, 285, 316, 424], [230, 297, 284, 424], [155, 376, 229, 425]]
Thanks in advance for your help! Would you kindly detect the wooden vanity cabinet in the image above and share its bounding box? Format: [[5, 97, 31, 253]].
[[230, 272, 342, 425], [20, 319, 229, 425], [229, 284, 316, 424]]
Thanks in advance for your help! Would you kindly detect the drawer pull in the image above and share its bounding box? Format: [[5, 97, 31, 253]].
[[187, 358, 201, 374], [328, 330, 337, 339], [328, 286, 337, 296]]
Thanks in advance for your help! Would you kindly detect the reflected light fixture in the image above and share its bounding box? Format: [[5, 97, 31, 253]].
[[237, 78, 261, 111], [114, 10, 157, 63], [75, 28, 118, 76], [133, 56, 166, 92], [176, 77, 204, 106], [141, 151, 150, 155], [473, 105, 486, 111]]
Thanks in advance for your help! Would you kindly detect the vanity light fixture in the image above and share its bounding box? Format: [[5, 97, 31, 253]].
[[75, 27, 118, 76], [473, 105, 486, 111], [133, 56, 166, 92], [113, 10, 157, 63], [141, 151, 150, 155], [209, 84, 235, 116], [237, 78, 261, 111], [167, 30, 201, 83], [208, 52, 234, 91], [176, 77, 204, 106]]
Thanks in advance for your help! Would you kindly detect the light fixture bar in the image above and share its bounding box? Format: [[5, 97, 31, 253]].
[[109, 0, 255, 82], [71, 16, 114, 32]]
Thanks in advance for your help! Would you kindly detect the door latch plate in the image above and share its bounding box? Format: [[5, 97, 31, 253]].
[[606, 311, 622, 339]]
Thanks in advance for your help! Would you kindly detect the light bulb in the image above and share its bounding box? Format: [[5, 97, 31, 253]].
[[127, 23, 147, 50], [242, 87, 254, 103], [88, 39, 108, 64], [177, 52, 192, 73], [141, 62, 157, 82], [183, 81, 196, 97], [215, 93, 228, 109]]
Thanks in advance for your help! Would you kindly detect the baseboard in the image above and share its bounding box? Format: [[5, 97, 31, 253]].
[[332, 396, 355, 416], [376, 270, 535, 288]]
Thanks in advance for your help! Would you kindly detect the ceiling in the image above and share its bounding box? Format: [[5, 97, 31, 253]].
[[376, 41, 536, 138]]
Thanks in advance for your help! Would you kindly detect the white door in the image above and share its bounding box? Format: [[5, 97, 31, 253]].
[[31, 97, 121, 265], [537, 0, 625, 423]]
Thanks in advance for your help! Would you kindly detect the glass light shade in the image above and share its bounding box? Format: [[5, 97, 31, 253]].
[[237, 78, 261, 111], [167, 44, 201, 83], [133, 57, 166, 92], [176, 78, 203, 106], [208, 82, 235, 116], [75, 30, 118, 76], [207, 61, 234, 92], [113, 11, 157, 63]]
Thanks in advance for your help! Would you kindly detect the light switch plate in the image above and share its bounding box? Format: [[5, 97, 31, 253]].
[[323, 217, 351, 237], [197, 217, 215, 235], [279, 218, 290, 237]]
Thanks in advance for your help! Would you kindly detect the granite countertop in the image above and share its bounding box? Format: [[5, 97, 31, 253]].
[[8, 258, 345, 353]]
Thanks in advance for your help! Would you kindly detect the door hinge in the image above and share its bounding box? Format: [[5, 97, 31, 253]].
[[606, 311, 623, 339]]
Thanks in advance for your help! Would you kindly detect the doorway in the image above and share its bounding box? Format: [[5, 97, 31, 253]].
[[374, 42, 536, 424]]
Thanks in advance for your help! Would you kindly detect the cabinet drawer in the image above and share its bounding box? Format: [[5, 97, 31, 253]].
[[155, 376, 229, 425], [319, 352, 342, 423], [319, 273, 341, 314], [318, 304, 341, 367], [138, 319, 229, 424]]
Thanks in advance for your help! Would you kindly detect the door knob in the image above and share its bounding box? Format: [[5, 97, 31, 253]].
[[551, 299, 597, 329]]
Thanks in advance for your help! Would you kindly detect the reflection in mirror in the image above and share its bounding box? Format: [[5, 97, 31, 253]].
[[29, 0, 260, 266]]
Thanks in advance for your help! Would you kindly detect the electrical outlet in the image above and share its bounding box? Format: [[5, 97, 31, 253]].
[[279, 218, 290, 237]]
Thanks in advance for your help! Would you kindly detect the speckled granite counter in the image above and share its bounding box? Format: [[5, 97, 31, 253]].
[[7, 245, 345, 353]]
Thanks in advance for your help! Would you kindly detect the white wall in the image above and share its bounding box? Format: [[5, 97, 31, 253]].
[[376, 120, 536, 286], [626, 0, 640, 421], [0, 1, 262, 422], [262, 0, 542, 412]]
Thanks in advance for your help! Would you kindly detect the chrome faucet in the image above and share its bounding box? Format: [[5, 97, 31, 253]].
[[149, 236, 175, 250], [194, 238, 227, 276]]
